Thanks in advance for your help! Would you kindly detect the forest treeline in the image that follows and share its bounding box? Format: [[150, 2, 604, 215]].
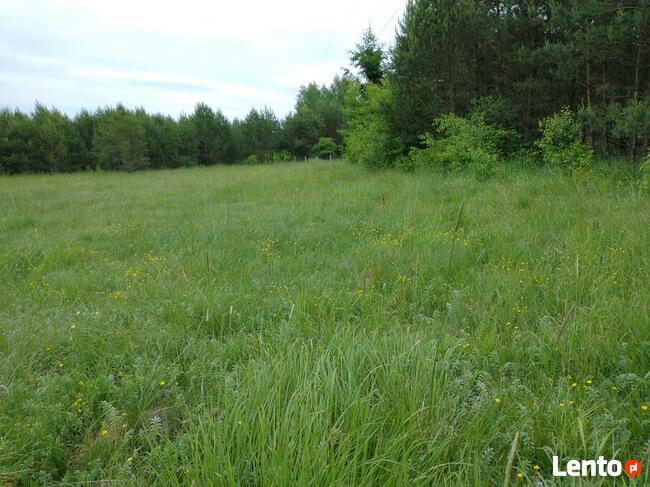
[[0, 81, 346, 173], [1, 0, 650, 175]]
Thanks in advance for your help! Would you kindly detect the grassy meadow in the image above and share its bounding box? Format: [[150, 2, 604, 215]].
[[0, 161, 649, 485]]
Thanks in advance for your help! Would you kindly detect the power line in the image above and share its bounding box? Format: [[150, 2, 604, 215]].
[[318, 0, 363, 65], [316, 1, 404, 74], [378, 5, 402, 37]]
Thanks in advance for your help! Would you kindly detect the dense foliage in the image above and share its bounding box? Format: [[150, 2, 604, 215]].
[[405, 112, 516, 179], [390, 0, 650, 156], [2, 0, 650, 175], [0, 79, 350, 174], [345, 0, 650, 172], [342, 82, 403, 169], [536, 108, 593, 173]]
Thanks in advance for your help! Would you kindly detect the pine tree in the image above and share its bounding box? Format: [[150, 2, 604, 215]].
[[349, 27, 386, 85]]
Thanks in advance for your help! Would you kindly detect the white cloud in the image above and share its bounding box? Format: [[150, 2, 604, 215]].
[[0, 0, 406, 117]]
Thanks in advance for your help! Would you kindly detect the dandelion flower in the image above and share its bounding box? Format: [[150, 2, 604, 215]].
[[495, 397, 502, 405], [533, 465, 541, 471], [127, 456, 133, 463], [69, 324, 76, 330], [568, 400, 574, 406], [516, 472, 524, 479], [559, 402, 565, 408], [586, 379, 593, 385], [642, 404, 649, 412], [100, 429, 108, 436], [159, 380, 166, 387], [58, 362, 64, 368], [78, 380, 84, 386], [571, 382, 577, 388]]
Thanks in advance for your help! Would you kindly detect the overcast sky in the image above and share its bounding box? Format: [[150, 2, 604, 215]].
[[0, 0, 406, 119]]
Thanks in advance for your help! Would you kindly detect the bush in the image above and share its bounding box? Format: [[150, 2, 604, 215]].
[[405, 113, 511, 179], [311, 137, 339, 159], [536, 108, 592, 172], [271, 150, 293, 162], [245, 154, 258, 165]]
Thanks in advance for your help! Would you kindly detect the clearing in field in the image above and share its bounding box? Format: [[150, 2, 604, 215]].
[[0, 161, 648, 485]]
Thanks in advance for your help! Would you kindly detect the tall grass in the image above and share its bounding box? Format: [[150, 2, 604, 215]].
[[0, 161, 648, 485]]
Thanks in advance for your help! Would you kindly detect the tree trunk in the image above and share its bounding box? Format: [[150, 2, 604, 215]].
[[585, 30, 593, 149], [630, 33, 642, 162], [446, 47, 455, 113], [602, 68, 609, 155], [474, 42, 480, 98]]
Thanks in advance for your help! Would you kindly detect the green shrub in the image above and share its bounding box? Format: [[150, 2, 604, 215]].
[[536, 108, 592, 173], [405, 113, 510, 179], [311, 137, 339, 159], [271, 150, 293, 162], [245, 154, 258, 165]]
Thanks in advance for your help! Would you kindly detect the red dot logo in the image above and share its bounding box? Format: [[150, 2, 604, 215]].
[[625, 460, 642, 478]]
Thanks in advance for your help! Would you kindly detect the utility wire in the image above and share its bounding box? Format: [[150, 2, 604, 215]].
[[378, 4, 403, 37], [318, 0, 363, 65]]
